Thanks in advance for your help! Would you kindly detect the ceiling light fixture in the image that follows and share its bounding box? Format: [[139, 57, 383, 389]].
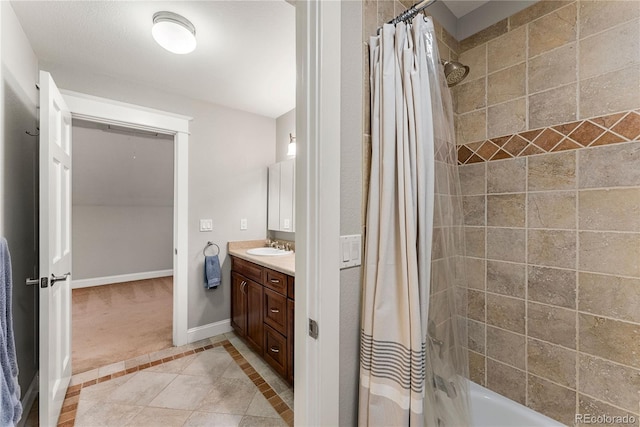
[[287, 133, 297, 157], [152, 11, 197, 55]]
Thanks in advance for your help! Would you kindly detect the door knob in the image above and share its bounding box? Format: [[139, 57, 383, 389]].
[[51, 272, 71, 286]]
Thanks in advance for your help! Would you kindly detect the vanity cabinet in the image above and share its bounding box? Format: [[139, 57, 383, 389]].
[[230, 256, 294, 385]]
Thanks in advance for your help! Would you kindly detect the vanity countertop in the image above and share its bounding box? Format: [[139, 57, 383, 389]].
[[228, 240, 295, 276]]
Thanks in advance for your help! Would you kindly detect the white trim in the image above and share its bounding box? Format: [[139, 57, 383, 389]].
[[71, 270, 173, 289], [187, 319, 233, 343], [295, 1, 342, 426], [17, 372, 39, 427], [61, 89, 190, 348]]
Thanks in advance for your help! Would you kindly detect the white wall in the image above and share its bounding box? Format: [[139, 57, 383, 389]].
[[41, 62, 276, 329], [1, 0, 40, 409], [71, 124, 173, 281], [276, 108, 296, 162]]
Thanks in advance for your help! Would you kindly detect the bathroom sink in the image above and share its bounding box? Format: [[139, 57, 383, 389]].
[[246, 247, 293, 256]]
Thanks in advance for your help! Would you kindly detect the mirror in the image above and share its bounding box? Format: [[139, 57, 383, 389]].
[[268, 159, 295, 232]]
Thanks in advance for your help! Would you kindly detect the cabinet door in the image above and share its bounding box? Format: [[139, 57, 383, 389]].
[[268, 163, 281, 231], [279, 159, 294, 231], [231, 272, 247, 337], [246, 280, 264, 353]]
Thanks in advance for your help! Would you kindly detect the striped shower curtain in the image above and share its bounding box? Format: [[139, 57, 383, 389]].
[[359, 15, 469, 426]]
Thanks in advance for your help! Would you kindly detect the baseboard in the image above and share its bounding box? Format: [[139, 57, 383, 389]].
[[72, 270, 173, 289], [17, 372, 38, 427], [187, 319, 232, 343]]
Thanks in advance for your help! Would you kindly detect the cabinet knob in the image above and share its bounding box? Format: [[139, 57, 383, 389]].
[[270, 346, 280, 353]]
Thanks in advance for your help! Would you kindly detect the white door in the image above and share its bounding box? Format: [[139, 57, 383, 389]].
[[39, 71, 73, 427]]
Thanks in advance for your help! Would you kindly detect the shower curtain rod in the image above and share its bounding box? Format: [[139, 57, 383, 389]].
[[388, 0, 437, 25]]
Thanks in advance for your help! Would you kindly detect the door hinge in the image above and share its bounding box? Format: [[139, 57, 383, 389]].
[[309, 318, 319, 339]]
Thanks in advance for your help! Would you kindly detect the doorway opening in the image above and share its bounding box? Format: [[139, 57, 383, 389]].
[[70, 120, 175, 374]]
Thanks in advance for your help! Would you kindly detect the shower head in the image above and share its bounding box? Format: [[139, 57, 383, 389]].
[[442, 60, 470, 87]]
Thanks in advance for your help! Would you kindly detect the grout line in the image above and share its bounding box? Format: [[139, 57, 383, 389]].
[[523, 155, 530, 407]]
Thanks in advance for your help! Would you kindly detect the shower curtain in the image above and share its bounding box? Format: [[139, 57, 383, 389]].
[[359, 15, 470, 426]]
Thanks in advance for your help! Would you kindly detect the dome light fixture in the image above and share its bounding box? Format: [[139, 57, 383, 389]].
[[152, 11, 197, 55], [287, 133, 297, 157]]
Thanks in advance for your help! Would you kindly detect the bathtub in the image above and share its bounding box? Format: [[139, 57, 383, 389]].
[[470, 381, 563, 426]]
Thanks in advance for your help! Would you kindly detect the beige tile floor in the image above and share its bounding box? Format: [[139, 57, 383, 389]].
[[70, 333, 293, 427]]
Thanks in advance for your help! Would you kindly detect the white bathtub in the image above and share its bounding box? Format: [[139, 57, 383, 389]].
[[470, 381, 564, 427]]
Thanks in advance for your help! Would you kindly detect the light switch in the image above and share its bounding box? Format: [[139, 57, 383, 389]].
[[340, 234, 362, 269], [240, 218, 248, 230], [200, 219, 213, 232]]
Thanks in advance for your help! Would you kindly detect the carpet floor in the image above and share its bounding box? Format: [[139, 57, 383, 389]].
[[72, 277, 173, 375]]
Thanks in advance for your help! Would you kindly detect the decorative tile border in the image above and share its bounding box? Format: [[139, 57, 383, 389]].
[[57, 339, 293, 427], [457, 109, 640, 164]]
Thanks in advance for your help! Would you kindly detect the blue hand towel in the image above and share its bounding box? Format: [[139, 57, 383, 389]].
[[1, 238, 22, 427], [204, 255, 221, 290]]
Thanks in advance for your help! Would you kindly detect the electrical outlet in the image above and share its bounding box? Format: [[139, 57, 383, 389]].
[[240, 218, 248, 230]]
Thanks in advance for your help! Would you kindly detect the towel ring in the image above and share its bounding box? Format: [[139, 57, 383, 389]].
[[203, 241, 220, 257]]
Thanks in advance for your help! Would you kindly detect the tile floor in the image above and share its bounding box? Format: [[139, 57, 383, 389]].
[[56, 333, 294, 427]]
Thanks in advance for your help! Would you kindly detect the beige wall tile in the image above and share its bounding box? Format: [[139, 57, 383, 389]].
[[529, 83, 577, 129], [579, 0, 640, 39], [465, 227, 485, 258], [487, 260, 526, 298], [580, 65, 640, 119], [579, 272, 640, 324], [458, 44, 487, 82], [528, 151, 577, 191], [486, 358, 526, 404], [463, 195, 485, 226], [579, 231, 640, 277], [487, 26, 526, 73], [469, 351, 486, 386], [528, 3, 577, 58], [510, 1, 573, 30], [466, 257, 486, 290], [454, 78, 486, 114], [460, 19, 508, 53], [377, 0, 395, 26], [457, 109, 487, 144], [578, 142, 640, 189], [579, 313, 640, 369], [459, 163, 486, 195], [363, 0, 379, 44], [468, 289, 485, 322], [488, 157, 526, 193], [468, 319, 486, 353], [579, 188, 640, 231], [487, 194, 525, 227], [529, 43, 577, 94], [579, 19, 640, 81], [528, 266, 576, 309], [528, 301, 576, 349], [579, 353, 640, 412], [487, 98, 527, 138], [527, 374, 577, 425], [486, 326, 526, 369], [528, 229, 576, 269], [527, 338, 576, 388], [528, 191, 576, 229], [578, 394, 640, 427], [487, 294, 525, 334], [487, 228, 526, 263], [488, 63, 526, 106]]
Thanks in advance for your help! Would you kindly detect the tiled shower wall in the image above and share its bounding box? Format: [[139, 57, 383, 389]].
[[456, 1, 640, 425]]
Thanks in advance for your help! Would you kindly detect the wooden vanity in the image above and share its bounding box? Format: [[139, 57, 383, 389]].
[[229, 252, 294, 385]]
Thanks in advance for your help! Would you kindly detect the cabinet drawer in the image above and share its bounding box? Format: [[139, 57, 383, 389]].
[[287, 275, 295, 300], [263, 325, 287, 378], [264, 288, 287, 336], [265, 269, 287, 295], [232, 257, 264, 284]]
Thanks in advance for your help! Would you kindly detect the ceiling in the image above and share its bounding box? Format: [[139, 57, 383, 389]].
[[441, 0, 490, 18], [11, 1, 296, 119]]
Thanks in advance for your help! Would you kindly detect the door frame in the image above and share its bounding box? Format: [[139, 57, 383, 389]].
[[61, 89, 192, 346]]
